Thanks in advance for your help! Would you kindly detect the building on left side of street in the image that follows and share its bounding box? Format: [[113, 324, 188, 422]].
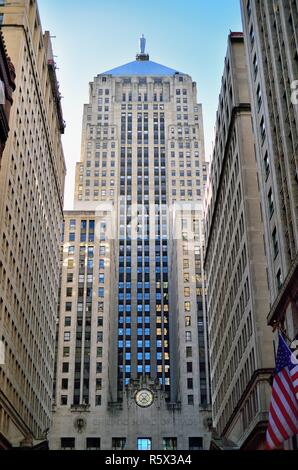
[[0, 0, 66, 449], [0, 30, 15, 162]]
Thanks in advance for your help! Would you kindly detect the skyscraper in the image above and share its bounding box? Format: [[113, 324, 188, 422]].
[[0, 30, 15, 161], [240, 0, 298, 347], [0, 0, 66, 449], [50, 37, 211, 450], [204, 32, 274, 449]]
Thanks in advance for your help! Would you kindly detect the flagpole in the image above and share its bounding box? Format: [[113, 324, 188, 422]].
[[272, 321, 294, 345]]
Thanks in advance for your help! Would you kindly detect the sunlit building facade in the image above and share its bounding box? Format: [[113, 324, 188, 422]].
[[0, 0, 65, 449]]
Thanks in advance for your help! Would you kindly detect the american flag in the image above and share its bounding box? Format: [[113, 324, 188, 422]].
[[266, 334, 298, 449]]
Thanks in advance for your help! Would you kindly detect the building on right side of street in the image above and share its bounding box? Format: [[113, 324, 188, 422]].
[[240, 1, 298, 348], [204, 32, 274, 449]]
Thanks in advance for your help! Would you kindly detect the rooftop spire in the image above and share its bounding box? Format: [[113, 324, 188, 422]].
[[136, 34, 149, 61]]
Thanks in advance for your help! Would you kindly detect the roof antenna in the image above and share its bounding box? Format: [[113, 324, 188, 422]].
[[136, 34, 149, 61]]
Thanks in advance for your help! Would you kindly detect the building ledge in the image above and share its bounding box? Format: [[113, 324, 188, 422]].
[[70, 404, 90, 412], [108, 401, 123, 410], [239, 414, 268, 449], [166, 402, 182, 411], [220, 368, 273, 438], [267, 252, 298, 325]]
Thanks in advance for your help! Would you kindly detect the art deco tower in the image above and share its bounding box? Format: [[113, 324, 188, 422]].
[[50, 37, 211, 450]]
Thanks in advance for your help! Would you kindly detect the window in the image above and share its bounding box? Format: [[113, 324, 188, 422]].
[[264, 151, 269, 178], [60, 395, 67, 406], [272, 227, 279, 258], [260, 116, 266, 142], [187, 378, 193, 389], [61, 438, 75, 450], [99, 259, 105, 269], [185, 331, 192, 342], [95, 395, 101, 406], [66, 288, 72, 297], [63, 347, 70, 357], [186, 346, 192, 357], [256, 84, 262, 110], [62, 362, 69, 373], [187, 362, 193, 373], [189, 437, 203, 450], [185, 316, 191, 326], [276, 269, 282, 291], [64, 316, 71, 327], [68, 246, 75, 255], [268, 189, 274, 217], [112, 438, 126, 450], [67, 273, 73, 283], [247, 0, 251, 18], [67, 259, 74, 269], [64, 332, 70, 342], [163, 438, 177, 450], [253, 54, 258, 79], [184, 301, 191, 312], [65, 302, 72, 311], [69, 219, 76, 231], [184, 287, 190, 297], [188, 395, 194, 405], [86, 438, 100, 450], [137, 438, 152, 450], [61, 378, 68, 390], [249, 25, 255, 47]]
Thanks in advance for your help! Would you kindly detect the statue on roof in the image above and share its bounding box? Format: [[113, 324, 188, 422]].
[[140, 34, 146, 54]]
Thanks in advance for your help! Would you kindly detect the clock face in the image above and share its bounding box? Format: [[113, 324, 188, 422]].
[[135, 389, 154, 408]]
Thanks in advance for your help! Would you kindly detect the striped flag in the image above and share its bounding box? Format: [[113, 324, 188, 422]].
[[291, 340, 298, 402], [266, 334, 298, 449]]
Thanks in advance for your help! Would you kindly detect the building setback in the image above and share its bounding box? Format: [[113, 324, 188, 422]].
[[240, 1, 298, 351], [204, 32, 274, 449], [0, 0, 66, 449], [50, 37, 212, 450]]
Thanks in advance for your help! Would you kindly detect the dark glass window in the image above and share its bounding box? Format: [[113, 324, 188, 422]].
[[61, 438, 75, 450], [163, 438, 177, 450], [189, 437, 203, 450], [112, 438, 126, 450], [86, 438, 101, 450]]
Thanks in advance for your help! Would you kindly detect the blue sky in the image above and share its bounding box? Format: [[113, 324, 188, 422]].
[[38, 0, 242, 209]]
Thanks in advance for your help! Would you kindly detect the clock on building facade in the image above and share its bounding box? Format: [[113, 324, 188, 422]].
[[135, 389, 154, 408]]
